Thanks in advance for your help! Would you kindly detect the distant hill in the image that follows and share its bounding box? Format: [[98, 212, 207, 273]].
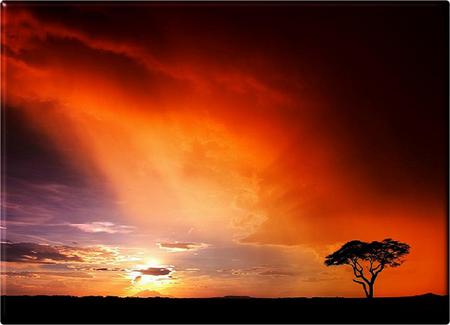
[[219, 295, 253, 299]]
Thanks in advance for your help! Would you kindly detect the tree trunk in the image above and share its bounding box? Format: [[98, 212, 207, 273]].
[[367, 283, 374, 298]]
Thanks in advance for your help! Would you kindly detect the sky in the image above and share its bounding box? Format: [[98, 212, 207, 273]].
[[1, 2, 448, 298]]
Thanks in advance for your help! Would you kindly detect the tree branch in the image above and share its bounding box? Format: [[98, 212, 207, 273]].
[[355, 259, 364, 271], [372, 263, 383, 272], [373, 263, 385, 276], [353, 279, 369, 297], [352, 265, 362, 278], [351, 263, 370, 285], [369, 258, 378, 276]]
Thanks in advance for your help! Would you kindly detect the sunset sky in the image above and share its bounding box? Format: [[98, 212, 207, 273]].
[[1, 2, 447, 298]]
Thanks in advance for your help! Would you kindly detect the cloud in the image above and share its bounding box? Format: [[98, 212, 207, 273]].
[[3, 5, 291, 245], [91, 267, 124, 272], [217, 267, 300, 278], [68, 222, 135, 234], [1, 271, 93, 278], [3, 8, 202, 97], [0, 242, 128, 267], [3, 177, 128, 246], [1, 242, 83, 263], [135, 267, 172, 276], [4, 7, 288, 101], [157, 242, 208, 252]]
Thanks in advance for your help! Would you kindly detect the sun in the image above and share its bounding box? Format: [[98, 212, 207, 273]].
[[126, 257, 175, 292], [145, 259, 163, 267]]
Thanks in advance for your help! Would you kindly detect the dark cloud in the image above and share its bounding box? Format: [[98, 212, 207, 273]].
[[157, 242, 207, 251], [1, 242, 83, 263], [1, 271, 93, 278], [93, 267, 118, 271], [135, 267, 172, 276]]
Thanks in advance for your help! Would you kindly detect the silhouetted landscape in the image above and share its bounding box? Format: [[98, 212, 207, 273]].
[[1, 294, 448, 324]]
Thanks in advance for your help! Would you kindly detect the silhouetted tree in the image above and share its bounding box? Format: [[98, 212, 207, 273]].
[[324, 238, 410, 298]]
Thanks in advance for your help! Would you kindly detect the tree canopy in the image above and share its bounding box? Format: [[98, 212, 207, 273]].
[[324, 238, 410, 298]]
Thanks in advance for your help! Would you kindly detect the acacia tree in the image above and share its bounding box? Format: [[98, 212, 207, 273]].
[[324, 238, 410, 298]]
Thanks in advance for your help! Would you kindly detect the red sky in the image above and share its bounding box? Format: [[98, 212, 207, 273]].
[[1, 2, 448, 298]]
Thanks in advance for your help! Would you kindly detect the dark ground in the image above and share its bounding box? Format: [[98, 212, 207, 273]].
[[1, 294, 448, 324]]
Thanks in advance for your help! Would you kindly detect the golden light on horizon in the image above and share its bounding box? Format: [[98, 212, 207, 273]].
[[125, 258, 175, 296]]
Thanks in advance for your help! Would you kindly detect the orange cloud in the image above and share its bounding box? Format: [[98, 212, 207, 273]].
[[157, 242, 208, 252]]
